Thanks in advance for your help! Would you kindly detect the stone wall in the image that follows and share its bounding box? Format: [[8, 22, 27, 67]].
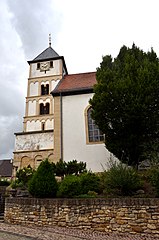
[[4, 198, 159, 236]]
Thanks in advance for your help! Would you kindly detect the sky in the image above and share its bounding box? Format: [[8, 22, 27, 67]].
[[0, 0, 159, 159]]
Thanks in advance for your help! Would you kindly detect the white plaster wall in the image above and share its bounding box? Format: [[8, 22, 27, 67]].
[[51, 79, 60, 91], [39, 98, 50, 104], [30, 60, 61, 78], [26, 120, 41, 132], [62, 94, 111, 172], [41, 81, 49, 85], [15, 132, 53, 151], [29, 82, 38, 96], [45, 119, 53, 130], [28, 100, 36, 116]]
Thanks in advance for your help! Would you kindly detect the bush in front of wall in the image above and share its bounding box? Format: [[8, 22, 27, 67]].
[[28, 159, 58, 198], [147, 167, 159, 197], [79, 172, 100, 194], [102, 162, 141, 196], [16, 165, 35, 187], [57, 175, 81, 197]]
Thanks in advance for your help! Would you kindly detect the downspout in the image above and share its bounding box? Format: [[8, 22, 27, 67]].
[[60, 92, 63, 161]]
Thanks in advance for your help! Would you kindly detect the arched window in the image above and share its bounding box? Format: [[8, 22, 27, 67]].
[[40, 103, 44, 115], [87, 107, 104, 143], [39, 103, 50, 115], [41, 84, 49, 95], [45, 103, 50, 114]]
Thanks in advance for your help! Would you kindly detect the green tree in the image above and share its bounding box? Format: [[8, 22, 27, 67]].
[[66, 160, 86, 175], [90, 44, 159, 167], [54, 159, 67, 179], [28, 159, 57, 198]]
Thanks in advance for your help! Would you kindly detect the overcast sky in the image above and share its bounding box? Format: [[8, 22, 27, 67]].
[[0, 0, 159, 159]]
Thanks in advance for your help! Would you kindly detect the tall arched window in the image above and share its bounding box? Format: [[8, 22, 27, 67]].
[[87, 107, 104, 143]]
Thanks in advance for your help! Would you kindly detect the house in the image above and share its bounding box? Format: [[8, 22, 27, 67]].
[[13, 40, 110, 173], [0, 159, 13, 179]]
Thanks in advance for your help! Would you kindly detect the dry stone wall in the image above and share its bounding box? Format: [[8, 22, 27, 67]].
[[4, 198, 159, 236]]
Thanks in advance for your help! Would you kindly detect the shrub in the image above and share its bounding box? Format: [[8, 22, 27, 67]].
[[66, 160, 87, 175], [54, 159, 67, 179], [148, 167, 159, 196], [102, 162, 141, 196], [16, 165, 34, 187], [10, 180, 24, 189], [79, 172, 100, 194], [57, 175, 81, 197], [28, 159, 58, 198]]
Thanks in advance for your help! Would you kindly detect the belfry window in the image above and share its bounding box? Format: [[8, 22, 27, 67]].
[[41, 84, 49, 95], [50, 61, 53, 68], [37, 63, 40, 69], [39, 103, 50, 115], [87, 108, 104, 143]]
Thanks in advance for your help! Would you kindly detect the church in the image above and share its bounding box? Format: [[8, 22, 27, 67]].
[[13, 40, 111, 174]]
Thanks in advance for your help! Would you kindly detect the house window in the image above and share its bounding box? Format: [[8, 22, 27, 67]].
[[41, 84, 49, 95], [39, 103, 50, 115], [87, 107, 104, 143], [37, 63, 40, 69], [50, 61, 53, 68]]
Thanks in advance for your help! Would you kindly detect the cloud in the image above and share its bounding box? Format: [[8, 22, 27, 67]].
[[7, 0, 62, 59], [0, 1, 26, 159], [0, 0, 62, 159]]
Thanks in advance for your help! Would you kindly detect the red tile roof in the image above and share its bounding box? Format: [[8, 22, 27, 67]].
[[52, 72, 96, 95]]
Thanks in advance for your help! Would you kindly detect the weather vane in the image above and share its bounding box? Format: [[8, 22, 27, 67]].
[[49, 33, 51, 47]]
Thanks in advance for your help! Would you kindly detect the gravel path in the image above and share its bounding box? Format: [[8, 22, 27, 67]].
[[0, 222, 158, 240]]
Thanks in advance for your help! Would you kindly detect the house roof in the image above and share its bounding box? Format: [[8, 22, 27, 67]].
[[52, 72, 96, 96], [0, 159, 12, 177]]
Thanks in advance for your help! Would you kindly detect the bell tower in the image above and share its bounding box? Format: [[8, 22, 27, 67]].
[[13, 39, 67, 171]]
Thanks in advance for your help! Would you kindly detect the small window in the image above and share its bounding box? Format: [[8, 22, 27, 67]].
[[41, 84, 49, 95], [42, 122, 45, 131], [87, 108, 104, 143], [50, 61, 53, 68], [37, 63, 40, 69], [39, 103, 50, 115]]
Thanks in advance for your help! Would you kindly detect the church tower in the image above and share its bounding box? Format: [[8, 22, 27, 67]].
[[13, 39, 67, 171]]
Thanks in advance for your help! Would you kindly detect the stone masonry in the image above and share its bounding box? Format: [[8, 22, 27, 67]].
[[4, 198, 159, 236]]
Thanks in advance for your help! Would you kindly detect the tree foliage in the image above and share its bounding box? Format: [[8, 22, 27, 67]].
[[101, 162, 141, 196], [90, 44, 159, 167], [28, 159, 57, 198], [16, 165, 35, 187], [52, 159, 87, 178]]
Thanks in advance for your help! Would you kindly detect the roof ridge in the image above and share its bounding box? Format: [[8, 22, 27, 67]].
[[66, 72, 96, 76]]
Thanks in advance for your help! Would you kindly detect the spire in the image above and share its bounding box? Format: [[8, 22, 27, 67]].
[[49, 33, 51, 47]]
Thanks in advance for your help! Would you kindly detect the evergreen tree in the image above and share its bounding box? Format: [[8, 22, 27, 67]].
[[90, 44, 159, 167], [28, 159, 57, 198]]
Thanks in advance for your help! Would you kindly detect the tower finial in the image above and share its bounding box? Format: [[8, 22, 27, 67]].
[[49, 33, 51, 47]]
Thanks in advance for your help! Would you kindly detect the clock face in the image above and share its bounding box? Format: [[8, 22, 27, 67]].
[[40, 62, 50, 71]]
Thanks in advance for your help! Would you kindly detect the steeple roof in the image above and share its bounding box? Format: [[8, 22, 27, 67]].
[[33, 46, 59, 61], [27, 45, 68, 75]]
